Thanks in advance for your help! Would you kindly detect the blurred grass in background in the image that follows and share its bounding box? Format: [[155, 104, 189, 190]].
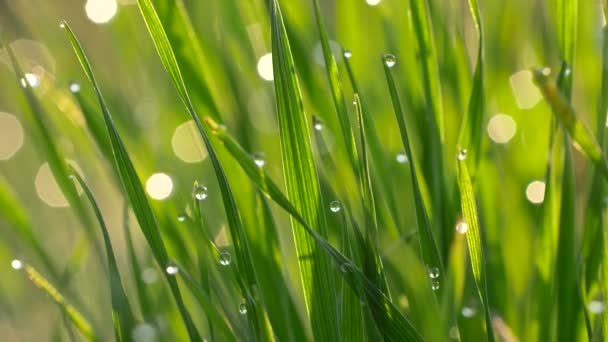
[[0, 0, 606, 340]]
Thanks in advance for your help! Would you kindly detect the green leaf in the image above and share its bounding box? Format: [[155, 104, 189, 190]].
[[203, 117, 424, 341], [132, 0, 272, 338], [60, 21, 200, 341], [270, 0, 340, 340], [456, 156, 495, 342], [22, 263, 97, 341], [69, 168, 135, 341], [382, 59, 444, 282]]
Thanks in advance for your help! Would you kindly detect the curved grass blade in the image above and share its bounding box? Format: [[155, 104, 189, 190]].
[[203, 117, 424, 342], [69, 168, 135, 341], [532, 70, 608, 178], [132, 1, 272, 339], [270, 0, 339, 339], [456, 157, 495, 341], [311, 0, 359, 173], [457, 0, 485, 174], [21, 263, 97, 341], [382, 60, 444, 283], [60, 22, 200, 341]]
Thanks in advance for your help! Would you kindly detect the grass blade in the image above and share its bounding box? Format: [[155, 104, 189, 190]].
[[456, 155, 495, 341], [203, 117, 424, 341], [382, 59, 444, 284], [133, 0, 272, 339], [60, 22, 201, 340], [311, 0, 359, 172], [20, 263, 97, 341], [69, 168, 135, 341], [270, 0, 339, 339]]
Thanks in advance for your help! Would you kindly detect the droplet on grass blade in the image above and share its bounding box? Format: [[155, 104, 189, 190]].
[[177, 214, 186, 222], [457, 149, 467, 161], [312, 115, 323, 131], [396, 152, 408, 164], [427, 267, 439, 279], [330, 200, 341, 213], [252, 152, 266, 167], [343, 50, 352, 59], [588, 300, 605, 314], [239, 303, 247, 314], [461, 306, 477, 317], [165, 265, 179, 275], [218, 252, 231, 266], [340, 263, 353, 273], [431, 280, 440, 291], [69, 82, 81, 93], [455, 220, 469, 234], [193, 185, 208, 201], [11, 259, 23, 270], [383, 54, 396, 68]]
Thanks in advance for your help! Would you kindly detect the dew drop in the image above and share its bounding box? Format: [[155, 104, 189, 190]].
[[193, 185, 208, 201], [59, 22, 66, 29], [252, 152, 266, 167], [218, 252, 232, 266], [449, 326, 460, 340], [455, 221, 469, 234], [396, 152, 408, 164], [588, 300, 605, 314], [343, 50, 352, 59], [313, 116, 323, 131], [69, 82, 81, 93], [383, 54, 397, 68], [431, 280, 440, 291], [340, 263, 352, 273], [330, 200, 341, 213], [239, 303, 248, 314], [165, 265, 179, 275], [461, 306, 477, 317], [177, 214, 187, 222], [428, 267, 439, 279], [457, 149, 467, 161], [11, 259, 23, 270]]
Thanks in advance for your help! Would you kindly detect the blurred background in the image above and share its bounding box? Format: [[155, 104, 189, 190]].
[[0, 0, 606, 340]]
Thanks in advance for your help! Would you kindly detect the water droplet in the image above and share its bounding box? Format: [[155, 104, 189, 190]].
[[239, 303, 248, 314], [588, 300, 605, 314], [449, 326, 460, 340], [193, 185, 208, 201], [219, 252, 232, 266], [165, 265, 179, 275], [177, 214, 187, 222], [142, 268, 159, 284], [69, 82, 81, 93], [340, 263, 352, 273], [252, 152, 266, 167], [461, 306, 476, 317], [457, 149, 467, 161], [396, 153, 408, 164], [59, 22, 66, 29], [11, 259, 23, 270], [383, 54, 396, 68], [313, 116, 323, 131], [131, 323, 157, 342], [541, 67, 551, 76], [564, 67, 572, 77], [428, 267, 439, 279], [431, 280, 440, 291], [343, 50, 352, 59], [20, 78, 27, 88], [455, 221, 469, 234], [330, 200, 341, 213]]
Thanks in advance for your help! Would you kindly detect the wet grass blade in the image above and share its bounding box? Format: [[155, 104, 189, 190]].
[[21, 263, 97, 341], [456, 156, 495, 341], [69, 168, 135, 341], [133, 1, 271, 339], [457, 0, 485, 173], [203, 117, 424, 341], [532, 70, 608, 178], [270, 0, 340, 339], [382, 60, 444, 282], [60, 22, 201, 341], [311, 0, 359, 172]]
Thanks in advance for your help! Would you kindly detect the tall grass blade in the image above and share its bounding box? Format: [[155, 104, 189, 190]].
[[456, 156, 495, 341], [133, 0, 272, 338], [60, 22, 201, 340], [69, 168, 135, 341], [21, 263, 97, 341], [270, 0, 339, 339], [382, 59, 444, 282], [203, 117, 424, 341]]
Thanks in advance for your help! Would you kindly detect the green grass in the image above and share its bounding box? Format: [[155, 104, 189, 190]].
[[1, 0, 608, 341]]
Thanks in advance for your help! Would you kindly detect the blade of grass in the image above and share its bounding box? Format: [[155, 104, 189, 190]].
[[311, 0, 359, 174], [69, 168, 135, 341], [61, 22, 201, 341], [20, 263, 97, 341], [382, 58, 444, 285], [270, 0, 340, 339], [132, 1, 272, 339], [456, 155, 495, 341], [203, 117, 424, 341]]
